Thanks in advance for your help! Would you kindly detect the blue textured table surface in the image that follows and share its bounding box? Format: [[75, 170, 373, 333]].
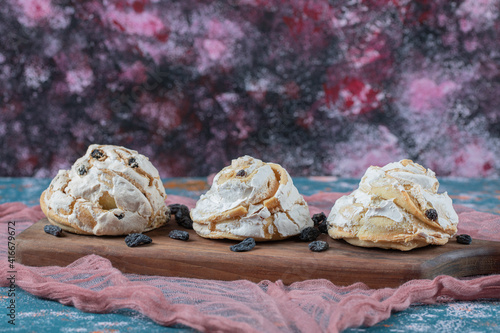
[[1, 177, 499, 332]]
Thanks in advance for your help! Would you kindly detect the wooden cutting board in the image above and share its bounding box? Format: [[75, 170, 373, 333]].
[[16, 218, 500, 289]]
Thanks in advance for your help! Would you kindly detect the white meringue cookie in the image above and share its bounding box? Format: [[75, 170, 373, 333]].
[[40, 144, 169, 235], [191, 155, 312, 241], [327, 159, 458, 251]]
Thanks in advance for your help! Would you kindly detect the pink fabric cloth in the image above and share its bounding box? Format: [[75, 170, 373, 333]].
[[1, 195, 500, 332]]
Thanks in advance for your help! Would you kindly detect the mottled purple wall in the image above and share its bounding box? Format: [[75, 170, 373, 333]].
[[1, 0, 499, 178]]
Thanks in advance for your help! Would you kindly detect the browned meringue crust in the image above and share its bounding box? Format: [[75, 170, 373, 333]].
[[327, 160, 459, 251], [191, 156, 312, 241], [40, 144, 169, 236]]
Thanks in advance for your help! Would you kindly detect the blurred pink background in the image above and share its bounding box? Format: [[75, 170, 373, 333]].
[[1, 0, 499, 178]]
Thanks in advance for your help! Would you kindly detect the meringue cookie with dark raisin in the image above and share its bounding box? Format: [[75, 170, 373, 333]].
[[40, 144, 169, 235], [327, 159, 458, 251], [191, 156, 312, 241]]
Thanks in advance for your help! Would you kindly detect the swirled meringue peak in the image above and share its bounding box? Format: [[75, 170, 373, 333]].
[[191, 155, 313, 241], [327, 159, 458, 251]]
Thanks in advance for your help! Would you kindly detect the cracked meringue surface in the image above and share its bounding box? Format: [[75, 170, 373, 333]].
[[191, 156, 312, 241], [40, 144, 169, 235], [327, 159, 459, 251]]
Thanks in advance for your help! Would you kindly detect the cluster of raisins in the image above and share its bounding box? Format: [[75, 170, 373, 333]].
[[230, 237, 256, 252], [298, 213, 331, 252], [120, 204, 194, 247], [168, 204, 193, 229], [44, 225, 63, 237], [125, 233, 152, 247], [169, 230, 189, 241], [44, 201, 336, 255]]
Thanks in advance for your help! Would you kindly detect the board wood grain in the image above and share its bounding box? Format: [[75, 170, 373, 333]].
[[16, 218, 500, 288]]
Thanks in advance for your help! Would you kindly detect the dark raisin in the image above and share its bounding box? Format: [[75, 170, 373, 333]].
[[236, 169, 246, 177], [125, 233, 152, 247], [230, 237, 256, 252], [44, 225, 63, 237], [456, 234, 472, 245], [169, 230, 189, 241], [309, 240, 329, 252], [312, 212, 328, 233], [91, 149, 105, 160], [318, 223, 328, 234], [425, 209, 438, 221], [115, 213, 125, 220], [312, 212, 327, 226], [299, 227, 321, 241], [128, 157, 139, 168], [168, 204, 182, 215], [176, 212, 193, 229], [168, 204, 193, 229], [77, 165, 87, 176]]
